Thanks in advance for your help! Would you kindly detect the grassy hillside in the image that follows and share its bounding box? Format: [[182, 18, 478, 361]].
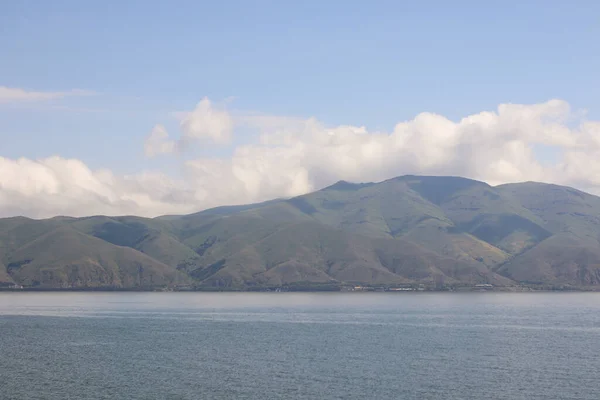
[[2, 175, 600, 289], [496, 235, 600, 286], [498, 182, 600, 244], [6, 226, 187, 289], [0, 261, 14, 286]]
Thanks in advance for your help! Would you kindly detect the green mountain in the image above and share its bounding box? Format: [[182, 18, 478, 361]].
[[1, 175, 600, 290]]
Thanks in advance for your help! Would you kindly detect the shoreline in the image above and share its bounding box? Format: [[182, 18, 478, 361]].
[[1, 286, 598, 293]]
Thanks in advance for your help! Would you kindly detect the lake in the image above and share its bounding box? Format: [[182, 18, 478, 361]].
[[1, 292, 599, 399]]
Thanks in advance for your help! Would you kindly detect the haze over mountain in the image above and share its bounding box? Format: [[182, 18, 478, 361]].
[[1, 175, 599, 290]]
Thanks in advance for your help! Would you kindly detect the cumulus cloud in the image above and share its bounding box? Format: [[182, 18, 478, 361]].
[[0, 156, 198, 218], [144, 98, 234, 157], [0, 86, 94, 103], [180, 97, 233, 144], [144, 125, 177, 157], [2, 99, 600, 218]]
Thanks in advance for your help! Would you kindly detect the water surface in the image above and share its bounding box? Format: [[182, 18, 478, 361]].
[[1, 292, 599, 399]]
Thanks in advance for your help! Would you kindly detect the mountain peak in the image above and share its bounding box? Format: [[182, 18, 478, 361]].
[[324, 180, 374, 191]]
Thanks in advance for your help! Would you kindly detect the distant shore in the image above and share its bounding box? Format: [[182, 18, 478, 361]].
[[2, 284, 598, 293]]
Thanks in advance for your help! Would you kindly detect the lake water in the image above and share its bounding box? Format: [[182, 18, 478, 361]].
[[1, 292, 599, 399]]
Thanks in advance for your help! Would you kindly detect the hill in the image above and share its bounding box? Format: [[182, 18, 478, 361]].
[[1, 175, 600, 290]]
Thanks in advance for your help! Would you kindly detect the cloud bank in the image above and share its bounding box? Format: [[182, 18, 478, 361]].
[[2, 99, 600, 218], [0, 86, 94, 103]]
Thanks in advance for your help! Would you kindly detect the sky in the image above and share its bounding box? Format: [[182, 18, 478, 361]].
[[1, 0, 600, 218]]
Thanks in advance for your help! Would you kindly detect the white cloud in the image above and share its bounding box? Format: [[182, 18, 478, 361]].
[[2, 99, 600, 218], [0, 156, 198, 218], [0, 86, 94, 103], [145, 98, 234, 158], [144, 125, 177, 157], [179, 97, 233, 144]]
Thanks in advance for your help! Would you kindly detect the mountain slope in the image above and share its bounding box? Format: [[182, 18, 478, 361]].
[[0, 261, 14, 286], [6, 226, 188, 288], [498, 182, 600, 244], [497, 235, 600, 286], [2, 175, 600, 289], [187, 220, 510, 287]]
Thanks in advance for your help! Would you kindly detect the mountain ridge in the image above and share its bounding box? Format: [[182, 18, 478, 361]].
[[2, 175, 600, 290]]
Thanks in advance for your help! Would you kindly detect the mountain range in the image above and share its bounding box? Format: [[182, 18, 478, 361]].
[[2, 175, 600, 290]]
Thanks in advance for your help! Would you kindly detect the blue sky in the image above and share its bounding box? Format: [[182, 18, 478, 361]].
[[1, 1, 600, 217]]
